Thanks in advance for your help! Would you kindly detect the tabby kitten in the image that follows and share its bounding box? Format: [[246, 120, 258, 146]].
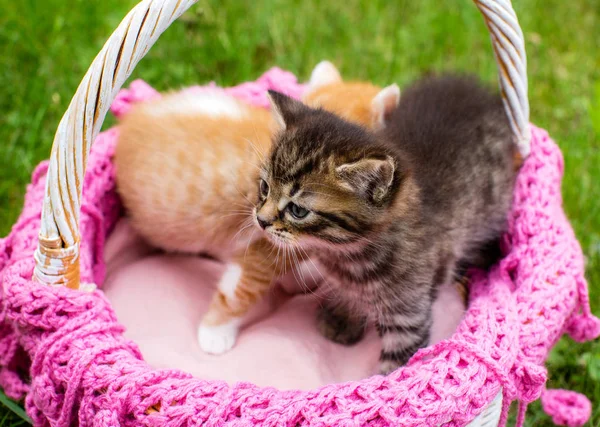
[[115, 61, 400, 355], [257, 75, 519, 374]]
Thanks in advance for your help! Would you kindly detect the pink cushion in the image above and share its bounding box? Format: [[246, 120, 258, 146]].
[[103, 219, 466, 390]]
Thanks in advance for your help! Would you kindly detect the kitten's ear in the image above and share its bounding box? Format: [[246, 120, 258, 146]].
[[336, 156, 396, 204], [371, 84, 400, 130], [307, 61, 342, 92], [267, 90, 309, 131]]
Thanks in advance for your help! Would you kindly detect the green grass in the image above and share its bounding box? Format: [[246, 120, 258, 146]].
[[0, 0, 599, 425]]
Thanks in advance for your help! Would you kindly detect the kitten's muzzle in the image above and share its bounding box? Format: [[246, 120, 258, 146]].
[[256, 217, 271, 230]]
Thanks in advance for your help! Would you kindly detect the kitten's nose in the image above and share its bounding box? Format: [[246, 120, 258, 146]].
[[257, 217, 271, 229]]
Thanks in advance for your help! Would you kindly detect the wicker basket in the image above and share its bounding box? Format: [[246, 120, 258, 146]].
[[0, 0, 598, 426], [32, 0, 530, 284]]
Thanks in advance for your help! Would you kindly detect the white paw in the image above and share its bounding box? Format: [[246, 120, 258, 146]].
[[197, 321, 240, 355]]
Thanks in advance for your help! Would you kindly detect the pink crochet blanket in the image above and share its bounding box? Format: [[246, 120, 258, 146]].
[[0, 68, 598, 427], [101, 217, 466, 390]]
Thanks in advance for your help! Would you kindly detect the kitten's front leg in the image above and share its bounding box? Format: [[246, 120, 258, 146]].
[[198, 238, 280, 355], [377, 308, 432, 374], [198, 262, 247, 355], [317, 302, 367, 345]]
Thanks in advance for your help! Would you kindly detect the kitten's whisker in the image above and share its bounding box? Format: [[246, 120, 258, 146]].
[[224, 209, 254, 213], [231, 201, 254, 209], [243, 137, 265, 163], [266, 242, 276, 259], [291, 244, 322, 300], [289, 248, 306, 294], [274, 242, 282, 274], [296, 245, 337, 302], [245, 164, 263, 176], [244, 229, 257, 260], [241, 159, 262, 172], [337, 232, 386, 252], [339, 250, 354, 264], [278, 242, 286, 275], [358, 236, 387, 252], [265, 242, 281, 269], [283, 244, 288, 276], [221, 209, 255, 219], [249, 123, 268, 159], [231, 220, 255, 242], [220, 213, 252, 219], [232, 182, 257, 207]]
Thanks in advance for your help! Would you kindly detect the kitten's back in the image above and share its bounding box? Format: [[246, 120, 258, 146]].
[[386, 75, 515, 169], [115, 91, 273, 256], [383, 75, 518, 260]]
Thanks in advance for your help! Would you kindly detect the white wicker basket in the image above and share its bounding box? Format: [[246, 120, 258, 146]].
[[31, 1, 529, 424]]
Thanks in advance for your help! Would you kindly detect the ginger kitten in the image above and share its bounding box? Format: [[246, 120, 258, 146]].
[[258, 74, 519, 374], [114, 62, 400, 355]]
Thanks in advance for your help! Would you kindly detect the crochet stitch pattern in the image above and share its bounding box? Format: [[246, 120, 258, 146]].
[[0, 68, 598, 427]]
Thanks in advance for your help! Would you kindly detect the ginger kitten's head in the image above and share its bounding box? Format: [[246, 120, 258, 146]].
[[254, 91, 409, 249], [303, 61, 400, 130]]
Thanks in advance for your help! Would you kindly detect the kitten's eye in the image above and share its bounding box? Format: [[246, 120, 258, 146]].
[[259, 179, 269, 197], [288, 202, 310, 219]]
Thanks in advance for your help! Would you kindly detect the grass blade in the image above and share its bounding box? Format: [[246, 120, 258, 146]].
[[0, 390, 31, 425]]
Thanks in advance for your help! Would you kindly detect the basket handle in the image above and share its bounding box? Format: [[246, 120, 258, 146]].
[[33, 0, 529, 289]]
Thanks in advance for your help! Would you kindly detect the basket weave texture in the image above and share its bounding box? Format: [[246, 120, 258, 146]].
[[0, 69, 598, 427]]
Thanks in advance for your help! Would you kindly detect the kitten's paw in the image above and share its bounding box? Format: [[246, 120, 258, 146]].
[[317, 306, 366, 345], [378, 359, 402, 375], [198, 321, 239, 355]]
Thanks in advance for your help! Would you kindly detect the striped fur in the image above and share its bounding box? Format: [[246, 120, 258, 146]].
[[259, 74, 519, 373]]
